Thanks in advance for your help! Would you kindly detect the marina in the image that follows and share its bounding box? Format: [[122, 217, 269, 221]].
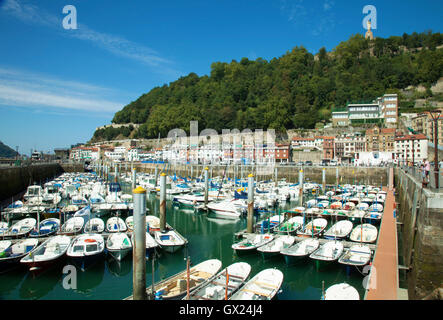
[[0, 164, 402, 300]]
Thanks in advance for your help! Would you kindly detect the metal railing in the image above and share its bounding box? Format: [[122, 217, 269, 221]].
[[398, 164, 442, 192]]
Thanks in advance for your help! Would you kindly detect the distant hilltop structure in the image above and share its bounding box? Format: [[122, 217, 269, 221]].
[[365, 20, 375, 40]]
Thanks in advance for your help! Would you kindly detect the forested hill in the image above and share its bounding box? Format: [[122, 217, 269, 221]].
[[0, 141, 18, 158], [92, 31, 443, 142]]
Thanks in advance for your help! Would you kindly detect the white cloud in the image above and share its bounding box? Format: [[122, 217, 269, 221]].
[[0, 67, 125, 113], [323, 0, 334, 11], [1, 0, 179, 75]]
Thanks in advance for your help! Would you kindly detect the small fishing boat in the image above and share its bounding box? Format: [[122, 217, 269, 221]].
[[59, 216, 84, 236], [348, 209, 366, 223], [84, 218, 105, 233], [20, 235, 71, 272], [343, 202, 356, 210], [349, 224, 378, 243], [29, 218, 60, 238], [146, 259, 222, 300], [317, 201, 330, 209], [67, 233, 105, 271], [131, 232, 159, 260], [297, 218, 327, 237], [207, 200, 243, 220], [369, 203, 384, 212], [323, 283, 359, 300], [3, 218, 37, 238], [0, 238, 39, 273], [255, 215, 285, 233], [154, 228, 187, 253], [363, 211, 383, 225], [338, 244, 372, 267], [0, 240, 12, 253], [186, 262, 251, 300], [230, 268, 283, 300], [231, 234, 274, 255], [257, 235, 295, 260], [310, 241, 344, 268], [106, 233, 132, 262], [106, 216, 127, 233], [323, 220, 354, 240], [280, 238, 320, 265], [356, 203, 369, 211], [275, 216, 304, 235], [330, 201, 342, 210], [146, 215, 161, 233]]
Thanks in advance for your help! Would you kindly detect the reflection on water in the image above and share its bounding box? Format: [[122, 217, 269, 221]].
[[0, 189, 368, 300]]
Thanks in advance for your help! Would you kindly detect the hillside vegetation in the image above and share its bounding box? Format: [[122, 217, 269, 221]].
[[91, 31, 443, 142]]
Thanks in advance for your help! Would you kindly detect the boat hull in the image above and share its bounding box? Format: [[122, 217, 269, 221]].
[[68, 251, 105, 271]]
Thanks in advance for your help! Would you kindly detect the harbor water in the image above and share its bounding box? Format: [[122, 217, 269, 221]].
[[0, 182, 372, 300]]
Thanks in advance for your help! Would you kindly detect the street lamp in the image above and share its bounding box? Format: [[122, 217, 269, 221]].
[[428, 110, 441, 188]]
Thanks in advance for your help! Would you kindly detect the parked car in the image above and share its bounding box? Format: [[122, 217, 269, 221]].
[[305, 161, 313, 166]]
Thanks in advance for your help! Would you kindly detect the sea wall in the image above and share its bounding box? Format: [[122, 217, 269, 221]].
[[395, 168, 443, 299], [0, 163, 84, 203]]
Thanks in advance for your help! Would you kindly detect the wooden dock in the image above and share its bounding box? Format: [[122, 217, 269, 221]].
[[364, 184, 398, 300]]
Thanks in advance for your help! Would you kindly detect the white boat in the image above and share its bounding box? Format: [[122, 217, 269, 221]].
[[84, 218, 105, 233], [154, 229, 187, 253], [257, 235, 295, 259], [231, 234, 274, 255], [146, 215, 161, 233], [309, 241, 344, 266], [59, 216, 84, 235], [106, 217, 127, 233], [144, 259, 222, 300], [106, 233, 132, 262], [131, 232, 159, 260], [67, 233, 105, 271], [324, 283, 359, 300], [275, 216, 305, 235], [29, 218, 60, 238], [349, 224, 378, 243], [369, 203, 384, 212], [230, 268, 283, 300], [280, 238, 320, 265], [186, 262, 252, 300], [4, 218, 37, 238], [20, 235, 72, 272], [23, 185, 43, 201], [338, 244, 372, 267], [297, 218, 328, 237], [0, 238, 39, 273], [0, 240, 12, 253], [207, 200, 243, 220], [323, 220, 354, 240]]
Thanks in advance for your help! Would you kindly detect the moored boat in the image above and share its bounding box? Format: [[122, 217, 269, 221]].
[[323, 283, 359, 300], [106, 233, 132, 262], [20, 235, 71, 272], [145, 259, 222, 300], [186, 262, 251, 300], [297, 218, 327, 237], [106, 216, 127, 233], [29, 218, 60, 238], [67, 233, 105, 271], [323, 220, 353, 240], [309, 240, 344, 268], [257, 235, 295, 260], [349, 224, 378, 244], [0, 238, 39, 273], [338, 244, 372, 267], [230, 268, 283, 300], [154, 228, 187, 253], [280, 238, 320, 265], [231, 234, 274, 256]]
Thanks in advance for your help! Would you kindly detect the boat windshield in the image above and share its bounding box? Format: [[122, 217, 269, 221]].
[[73, 245, 84, 253], [86, 244, 98, 252]]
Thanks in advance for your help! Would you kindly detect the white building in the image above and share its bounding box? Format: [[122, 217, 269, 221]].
[[354, 151, 395, 166], [291, 137, 316, 149], [394, 134, 428, 165]]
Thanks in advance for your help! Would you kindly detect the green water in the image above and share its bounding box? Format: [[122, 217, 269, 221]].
[[0, 191, 368, 300]]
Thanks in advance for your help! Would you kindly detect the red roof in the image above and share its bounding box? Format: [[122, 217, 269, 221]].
[[292, 137, 314, 141], [395, 134, 427, 141]]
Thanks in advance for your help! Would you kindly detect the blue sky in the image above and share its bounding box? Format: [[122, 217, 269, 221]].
[[0, 0, 442, 155]]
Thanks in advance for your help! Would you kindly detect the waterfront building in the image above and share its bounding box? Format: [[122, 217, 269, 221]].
[[332, 94, 398, 127], [411, 111, 443, 146], [291, 137, 316, 149], [365, 126, 396, 152], [394, 134, 428, 165], [70, 147, 99, 161], [322, 137, 335, 160], [334, 134, 366, 163]]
